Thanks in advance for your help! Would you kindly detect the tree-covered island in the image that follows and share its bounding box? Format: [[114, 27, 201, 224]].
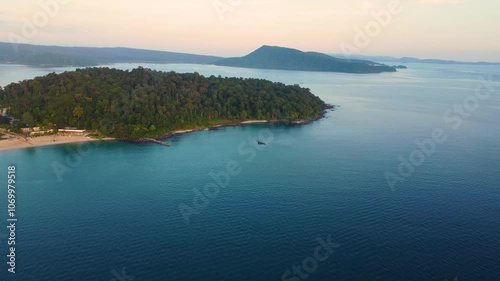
[[0, 67, 329, 140]]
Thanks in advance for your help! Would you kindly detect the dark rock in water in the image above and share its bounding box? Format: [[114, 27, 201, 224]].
[[326, 104, 339, 112]]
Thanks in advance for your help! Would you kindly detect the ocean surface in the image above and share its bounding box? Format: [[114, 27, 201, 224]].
[[0, 63, 499, 281]]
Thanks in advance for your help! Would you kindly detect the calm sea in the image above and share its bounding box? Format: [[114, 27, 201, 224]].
[[0, 63, 499, 281]]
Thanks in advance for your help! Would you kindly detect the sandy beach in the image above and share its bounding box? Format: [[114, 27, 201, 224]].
[[172, 129, 198, 134], [240, 120, 269, 124], [0, 135, 110, 152]]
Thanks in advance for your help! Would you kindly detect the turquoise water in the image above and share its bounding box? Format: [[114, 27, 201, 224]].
[[0, 63, 499, 280]]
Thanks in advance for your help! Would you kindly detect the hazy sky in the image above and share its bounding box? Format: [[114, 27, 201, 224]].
[[1, 0, 499, 61]]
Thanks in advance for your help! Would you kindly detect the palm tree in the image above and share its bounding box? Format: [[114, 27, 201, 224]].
[[73, 106, 84, 128]]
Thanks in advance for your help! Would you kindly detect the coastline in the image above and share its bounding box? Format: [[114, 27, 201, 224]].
[[0, 121, 272, 152], [138, 115, 328, 143], [139, 106, 336, 143], [0, 135, 114, 152], [0, 105, 336, 152], [131, 120, 277, 144]]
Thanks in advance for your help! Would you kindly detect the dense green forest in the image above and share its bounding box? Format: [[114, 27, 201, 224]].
[[0, 67, 326, 139]]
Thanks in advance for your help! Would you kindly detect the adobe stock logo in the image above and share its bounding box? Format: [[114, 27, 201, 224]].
[[385, 74, 497, 191], [340, 0, 402, 58], [281, 235, 341, 281], [213, 0, 243, 21], [8, 0, 70, 52]]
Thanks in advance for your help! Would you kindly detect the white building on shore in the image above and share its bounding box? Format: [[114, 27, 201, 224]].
[[58, 129, 87, 136]]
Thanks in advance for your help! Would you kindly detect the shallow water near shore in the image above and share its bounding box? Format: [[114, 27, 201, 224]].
[[1, 63, 500, 280]]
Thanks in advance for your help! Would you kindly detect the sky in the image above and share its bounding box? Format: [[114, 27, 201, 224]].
[[1, 0, 499, 61]]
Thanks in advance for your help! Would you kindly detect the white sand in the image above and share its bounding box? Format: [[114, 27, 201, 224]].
[[0, 135, 111, 152], [172, 129, 196, 134], [240, 120, 269, 124]]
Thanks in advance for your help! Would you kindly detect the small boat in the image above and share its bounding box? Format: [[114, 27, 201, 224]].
[[257, 141, 266, 145]]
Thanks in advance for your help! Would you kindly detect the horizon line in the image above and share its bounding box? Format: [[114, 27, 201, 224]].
[[1, 41, 499, 65]]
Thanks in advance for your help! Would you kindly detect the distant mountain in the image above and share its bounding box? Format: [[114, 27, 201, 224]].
[[0, 42, 222, 67], [215, 46, 397, 74], [330, 53, 500, 65], [2, 42, 498, 69]]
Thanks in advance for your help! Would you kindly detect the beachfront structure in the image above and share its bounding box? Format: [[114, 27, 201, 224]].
[[21, 127, 56, 136], [29, 129, 54, 137], [21, 127, 40, 133], [58, 129, 87, 136]]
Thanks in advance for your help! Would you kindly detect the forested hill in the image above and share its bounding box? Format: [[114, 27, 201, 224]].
[[0, 67, 327, 139], [215, 45, 397, 74], [0, 42, 221, 67]]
